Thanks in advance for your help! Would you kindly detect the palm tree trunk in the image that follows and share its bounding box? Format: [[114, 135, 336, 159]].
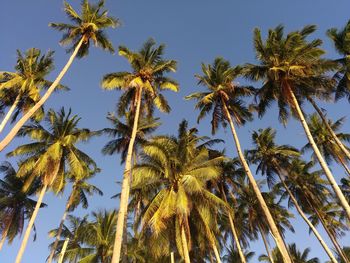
[[47, 190, 75, 263], [258, 223, 275, 263], [15, 184, 48, 263], [337, 155, 350, 177], [170, 251, 175, 263], [221, 100, 292, 263], [0, 37, 85, 152], [220, 187, 246, 263], [58, 238, 69, 263], [287, 86, 350, 221], [311, 206, 350, 263], [121, 211, 128, 263], [111, 86, 143, 263], [181, 224, 191, 263], [211, 241, 222, 263], [308, 96, 350, 161], [0, 93, 20, 133], [275, 169, 337, 263]]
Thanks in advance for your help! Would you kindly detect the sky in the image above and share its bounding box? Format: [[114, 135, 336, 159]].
[[0, 0, 350, 262]]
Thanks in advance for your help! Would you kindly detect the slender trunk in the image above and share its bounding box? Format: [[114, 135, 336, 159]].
[[337, 155, 350, 177], [275, 169, 337, 263], [111, 87, 143, 263], [170, 251, 175, 263], [314, 208, 349, 263], [308, 97, 350, 161], [181, 224, 191, 263], [221, 100, 291, 263], [220, 187, 246, 263], [211, 241, 222, 263], [121, 211, 128, 263], [47, 189, 75, 263], [0, 93, 20, 133], [258, 223, 275, 263], [58, 238, 69, 263], [15, 184, 47, 263], [0, 212, 15, 250], [287, 87, 350, 221], [0, 37, 85, 152]]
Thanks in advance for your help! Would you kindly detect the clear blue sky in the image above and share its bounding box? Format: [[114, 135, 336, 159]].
[[1, 0, 349, 262]]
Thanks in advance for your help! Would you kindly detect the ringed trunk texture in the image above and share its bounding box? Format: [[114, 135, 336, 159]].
[[258, 223, 275, 263], [275, 169, 337, 263], [58, 238, 69, 263], [15, 184, 48, 263], [308, 97, 350, 161], [287, 87, 350, 221], [181, 224, 191, 263], [47, 190, 75, 263], [111, 87, 143, 263], [220, 188, 246, 263], [222, 100, 292, 263], [0, 37, 84, 152], [0, 93, 20, 133]]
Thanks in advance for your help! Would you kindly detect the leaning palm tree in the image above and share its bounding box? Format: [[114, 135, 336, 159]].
[[244, 24, 350, 220], [0, 48, 61, 132], [132, 120, 226, 263], [47, 170, 103, 263], [246, 128, 337, 262], [185, 57, 292, 262], [0, 162, 44, 250], [0, 0, 119, 151], [7, 108, 98, 263], [101, 38, 179, 263], [259, 243, 320, 263], [302, 114, 350, 176]]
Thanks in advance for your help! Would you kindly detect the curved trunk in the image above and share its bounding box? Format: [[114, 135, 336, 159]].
[[287, 87, 350, 221], [47, 189, 76, 263], [258, 223, 275, 263], [0, 93, 20, 133], [111, 87, 143, 263], [220, 187, 246, 263], [308, 97, 350, 161], [275, 169, 337, 263], [211, 241, 222, 263], [58, 238, 69, 263], [181, 224, 191, 263], [221, 100, 291, 263], [0, 37, 85, 152], [15, 184, 47, 263]]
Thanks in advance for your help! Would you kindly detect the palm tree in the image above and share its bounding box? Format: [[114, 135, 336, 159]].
[[0, 0, 119, 151], [246, 128, 337, 262], [185, 57, 292, 262], [223, 245, 255, 263], [0, 162, 44, 250], [47, 170, 103, 263], [101, 38, 179, 263], [302, 113, 350, 176], [259, 243, 320, 263], [7, 108, 98, 263], [132, 120, 226, 263], [327, 20, 350, 102], [0, 48, 61, 132], [244, 24, 350, 220]]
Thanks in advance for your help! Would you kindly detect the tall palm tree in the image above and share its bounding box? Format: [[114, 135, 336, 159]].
[[185, 57, 292, 262], [0, 48, 61, 132], [47, 170, 103, 263], [0, 0, 119, 151], [327, 20, 350, 102], [7, 108, 98, 263], [302, 113, 350, 176], [259, 243, 320, 263], [132, 120, 226, 263], [246, 128, 337, 262], [244, 24, 350, 220], [101, 38, 179, 263], [0, 162, 44, 250]]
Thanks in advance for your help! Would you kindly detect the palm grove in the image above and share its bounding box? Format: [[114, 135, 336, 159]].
[[0, 1, 350, 263]]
